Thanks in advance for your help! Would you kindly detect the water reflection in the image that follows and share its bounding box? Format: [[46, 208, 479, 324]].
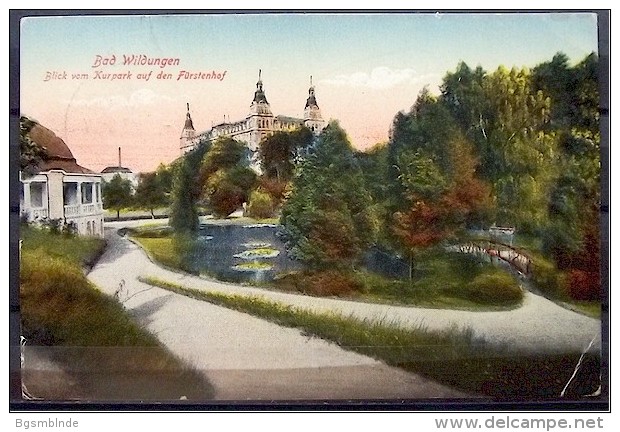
[[188, 224, 300, 283]]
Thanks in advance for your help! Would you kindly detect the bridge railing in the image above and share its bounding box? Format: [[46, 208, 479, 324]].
[[449, 239, 532, 276]]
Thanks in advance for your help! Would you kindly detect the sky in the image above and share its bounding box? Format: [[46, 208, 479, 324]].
[[19, 12, 599, 173]]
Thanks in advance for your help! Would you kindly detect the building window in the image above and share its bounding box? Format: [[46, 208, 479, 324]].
[[81, 182, 93, 204], [64, 183, 79, 205], [30, 182, 45, 208]]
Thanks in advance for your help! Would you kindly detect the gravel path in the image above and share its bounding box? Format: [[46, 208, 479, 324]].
[[87, 220, 601, 399]]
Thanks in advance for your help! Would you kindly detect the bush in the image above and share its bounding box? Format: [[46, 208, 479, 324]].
[[276, 270, 363, 297], [529, 254, 566, 298], [465, 271, 523, 305], [567, 269, 601, 301], [246, 189, 275, 219]]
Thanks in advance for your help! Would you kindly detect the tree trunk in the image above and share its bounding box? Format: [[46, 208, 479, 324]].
[[150, 208, 155, 219], [116, 209, 120, 220], [409, 250, 414, 280]]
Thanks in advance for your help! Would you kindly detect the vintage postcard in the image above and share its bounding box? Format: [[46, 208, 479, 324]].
[[13, 11, 607, 409]]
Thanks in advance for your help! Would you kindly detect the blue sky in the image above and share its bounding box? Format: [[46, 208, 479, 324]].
[[20, 12, 599, 172]]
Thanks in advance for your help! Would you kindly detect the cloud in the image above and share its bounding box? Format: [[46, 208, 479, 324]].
[[64, 89, 173, 109], [321, 67, 426, 90]]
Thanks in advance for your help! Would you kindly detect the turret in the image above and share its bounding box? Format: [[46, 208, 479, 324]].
[[249, 69, 273, 116], [303, 76, 325, 133], [180, 102, 196, 154]]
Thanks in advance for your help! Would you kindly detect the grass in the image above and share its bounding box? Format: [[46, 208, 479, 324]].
[[361, 253, 523, 309], [140, 275, 601, 399], [21, 224, 106, 269], [127, 226, 197, 273], [131, 236, 184, 269], [19, 226, 214, 400], [276, 251, 524, 310], [525, 250, 601, 319]]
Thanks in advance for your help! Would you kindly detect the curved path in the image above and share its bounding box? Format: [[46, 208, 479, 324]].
[[88, 220, 601, 399], [88, 222, 467, 400]]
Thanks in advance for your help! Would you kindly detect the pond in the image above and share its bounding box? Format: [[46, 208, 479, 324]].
[[186, 223, 301, 283], [182, 222, 411, 284]]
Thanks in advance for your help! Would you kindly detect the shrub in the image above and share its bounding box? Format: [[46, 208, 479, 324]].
[[529, 254, 566, 298], [276, 270, 363, 297], [465, 271, 523, 305], [567, 269, 601, 301], [246, 189, 275, 219]]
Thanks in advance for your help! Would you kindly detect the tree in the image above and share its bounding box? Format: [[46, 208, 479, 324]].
[[246, 189, 275, 219], [388, 91, 490, 276], [134, 170, 170, 218], [198, 137, 257, 218], [203, 166, 257, 218], [20, 116, 47, 177], [169, 141, 210, 234], [102, 174, 133, 220], [442, 64, 560, 230], [258, 126, 314, 181], [281, 121, 377, 270]]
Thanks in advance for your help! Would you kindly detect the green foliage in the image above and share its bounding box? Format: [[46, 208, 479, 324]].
[[528, 252, 566, 299], [198, 137, 257, 218], [464, 271, 523, 305], [134, 169, 171, 217], [388, 93, 490, 257], [102, 173, 133, 220], [20, 116, 47, 177], [258, 127, 313, 181], [169, 141, 210, 233], [205, 166, 257, 218], [201, 137, 248, 177], [281, 121, 378, 269], [246, 189, 275, 219]]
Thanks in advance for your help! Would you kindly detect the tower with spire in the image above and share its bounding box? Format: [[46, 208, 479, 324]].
[[180, 103, 196, 154], [248, 69, 275, 153], [303, 75, 325, 134], [177, 71, 326, 162]]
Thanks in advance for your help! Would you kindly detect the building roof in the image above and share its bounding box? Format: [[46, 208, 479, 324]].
[[275, 115, 304, 124], [28, 122, 95, 174], [184, 103, 195, 130], [252, 71, 269, 104], [305, 87, 319, 109], [101, 166, 133, 174]]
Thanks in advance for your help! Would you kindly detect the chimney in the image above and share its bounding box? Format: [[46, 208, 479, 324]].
[[118, 147, 122, 168]]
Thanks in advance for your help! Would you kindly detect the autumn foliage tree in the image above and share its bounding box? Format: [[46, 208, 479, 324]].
[[389, 90, 490, 276]]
